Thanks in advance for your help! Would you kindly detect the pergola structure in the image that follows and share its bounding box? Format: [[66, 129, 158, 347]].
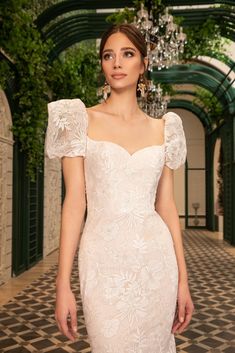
[[37, 0, 235, 240], [3, 1, 235, 276]]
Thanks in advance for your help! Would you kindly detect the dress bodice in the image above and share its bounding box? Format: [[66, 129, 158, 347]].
[[45, 98, 187, 219]]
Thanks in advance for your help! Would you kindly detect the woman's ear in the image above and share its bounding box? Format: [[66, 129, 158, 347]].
[[144, 56, 149, 72], [141, 56, 149, 74]]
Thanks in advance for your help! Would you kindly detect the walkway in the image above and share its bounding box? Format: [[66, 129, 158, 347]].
[[0, 230, 234, 352]]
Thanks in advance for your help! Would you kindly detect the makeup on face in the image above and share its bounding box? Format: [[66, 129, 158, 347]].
[[102, 47, 136, 61], [101, 33, 145, 86]]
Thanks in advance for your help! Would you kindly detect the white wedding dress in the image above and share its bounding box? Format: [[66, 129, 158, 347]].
[[45, 98, 187, 353]]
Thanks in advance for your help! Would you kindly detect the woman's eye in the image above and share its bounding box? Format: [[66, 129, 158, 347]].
[[124, 51, 134, 57], [103, 53, 113, 60]]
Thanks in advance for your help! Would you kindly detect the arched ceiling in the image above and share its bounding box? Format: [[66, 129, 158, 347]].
[[154, 63, 235, 109], [154, 63, 235, 132], [37, 0, 235, 42], [43, 12, 108, 60], [36, 0, 235, 130]]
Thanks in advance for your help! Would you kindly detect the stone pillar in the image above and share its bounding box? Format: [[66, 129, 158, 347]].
[[0, 90, 13, 285], [43, 157, 62, 256]]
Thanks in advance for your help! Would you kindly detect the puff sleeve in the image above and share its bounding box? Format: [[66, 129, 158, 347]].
[[163, 112, 187, 170], [45, 98, 88, 159]]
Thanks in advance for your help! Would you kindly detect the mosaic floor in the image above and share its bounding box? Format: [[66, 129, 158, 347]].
[[0, 230, 234, 353]]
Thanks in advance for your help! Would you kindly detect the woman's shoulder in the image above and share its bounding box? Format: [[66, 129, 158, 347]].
[[162, 111, 183, 124], [47, 97, 86, 110], [86, 102, 106, 114], [86, 103, 114, 123]]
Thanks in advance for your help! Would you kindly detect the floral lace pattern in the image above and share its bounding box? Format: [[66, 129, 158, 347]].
[[45, 99, 87, 158], [45, 98, 187, 353]]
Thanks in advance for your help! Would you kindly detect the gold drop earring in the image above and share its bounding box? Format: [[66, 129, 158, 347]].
[[97, 79, 111, 102], [137, 74, 146, 98], [102, 80, 111, 101]]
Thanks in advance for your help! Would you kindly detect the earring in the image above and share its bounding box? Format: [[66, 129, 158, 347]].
[[97, 80, 111, 101], [103, 81, 111, 100], [137, 74, 146, 98]]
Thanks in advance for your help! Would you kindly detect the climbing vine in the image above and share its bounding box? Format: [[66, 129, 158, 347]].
[[181, 18, 228, 62], [193, 88, 223, 124], [0, 0, 53, 180], [47, 42, 100, 106], [0, 0, 99, 180]]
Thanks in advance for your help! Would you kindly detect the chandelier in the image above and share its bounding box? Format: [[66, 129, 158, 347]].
[[132, 2, 187, 117], [133, 3, 187, 71], [137, 80, 170, 118]]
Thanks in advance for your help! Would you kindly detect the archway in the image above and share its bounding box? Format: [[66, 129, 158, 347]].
[[0, 90, 14, 284]]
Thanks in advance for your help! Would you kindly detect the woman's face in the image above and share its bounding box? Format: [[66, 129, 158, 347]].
[[101, 32, 147, 91]]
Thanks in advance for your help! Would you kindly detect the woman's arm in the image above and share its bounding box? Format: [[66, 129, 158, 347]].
[[55, 156, 87, 340], [155, 166, 188, 284], [57, 156, 87, 285], [155, 165, 194, 333]]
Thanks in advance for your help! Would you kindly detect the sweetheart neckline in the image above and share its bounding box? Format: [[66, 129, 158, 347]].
[[83, 102, 166, 158], [87, 135, 165, 157]]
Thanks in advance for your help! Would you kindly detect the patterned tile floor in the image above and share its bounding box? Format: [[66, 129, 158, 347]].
[[0, 230, 234, 353]]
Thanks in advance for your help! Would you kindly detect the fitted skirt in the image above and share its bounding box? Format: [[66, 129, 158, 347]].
[[78, 211, 178, 353]]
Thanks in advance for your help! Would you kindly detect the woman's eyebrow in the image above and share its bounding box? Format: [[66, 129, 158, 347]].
[[121, 47, 136, 51], [103, 47, 137, 53]]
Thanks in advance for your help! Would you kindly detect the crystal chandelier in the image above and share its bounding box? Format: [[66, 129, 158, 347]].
[[137, 81, 170, 118], [133, 3, 187, 71], [132, 1, 187, 117]]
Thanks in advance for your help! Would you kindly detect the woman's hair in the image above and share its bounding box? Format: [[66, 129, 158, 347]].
[[99, 23, 148, 93]]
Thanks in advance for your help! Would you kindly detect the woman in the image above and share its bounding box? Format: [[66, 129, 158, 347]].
[[46, 23, 194, 353]]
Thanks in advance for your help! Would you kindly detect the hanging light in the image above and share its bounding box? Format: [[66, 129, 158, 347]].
[[133, 3, 187, 71], [138, 81, 170, 118], [132, 1, 186, 117]]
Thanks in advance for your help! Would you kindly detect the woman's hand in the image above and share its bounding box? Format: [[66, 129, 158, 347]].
[[172, 281, 195, 335], [55, 283, 78, 341]]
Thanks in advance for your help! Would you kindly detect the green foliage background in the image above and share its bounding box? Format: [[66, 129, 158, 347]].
[[193, 88, 223, 122], [0, 0, 99, 180], [48, 42, 100, 106], [0, 0, 231, 180]]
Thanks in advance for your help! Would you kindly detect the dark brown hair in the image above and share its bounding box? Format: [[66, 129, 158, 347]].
[[99, 24, 148, 93]]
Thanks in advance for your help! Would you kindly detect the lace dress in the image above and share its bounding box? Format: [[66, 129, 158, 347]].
[[45, 98, 187, 353]]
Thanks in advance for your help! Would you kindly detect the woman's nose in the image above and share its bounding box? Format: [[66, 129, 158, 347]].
[[113, 54, 122, 68]]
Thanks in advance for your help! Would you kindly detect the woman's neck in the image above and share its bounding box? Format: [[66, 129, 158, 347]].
[[103, 89, 142, 121]]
